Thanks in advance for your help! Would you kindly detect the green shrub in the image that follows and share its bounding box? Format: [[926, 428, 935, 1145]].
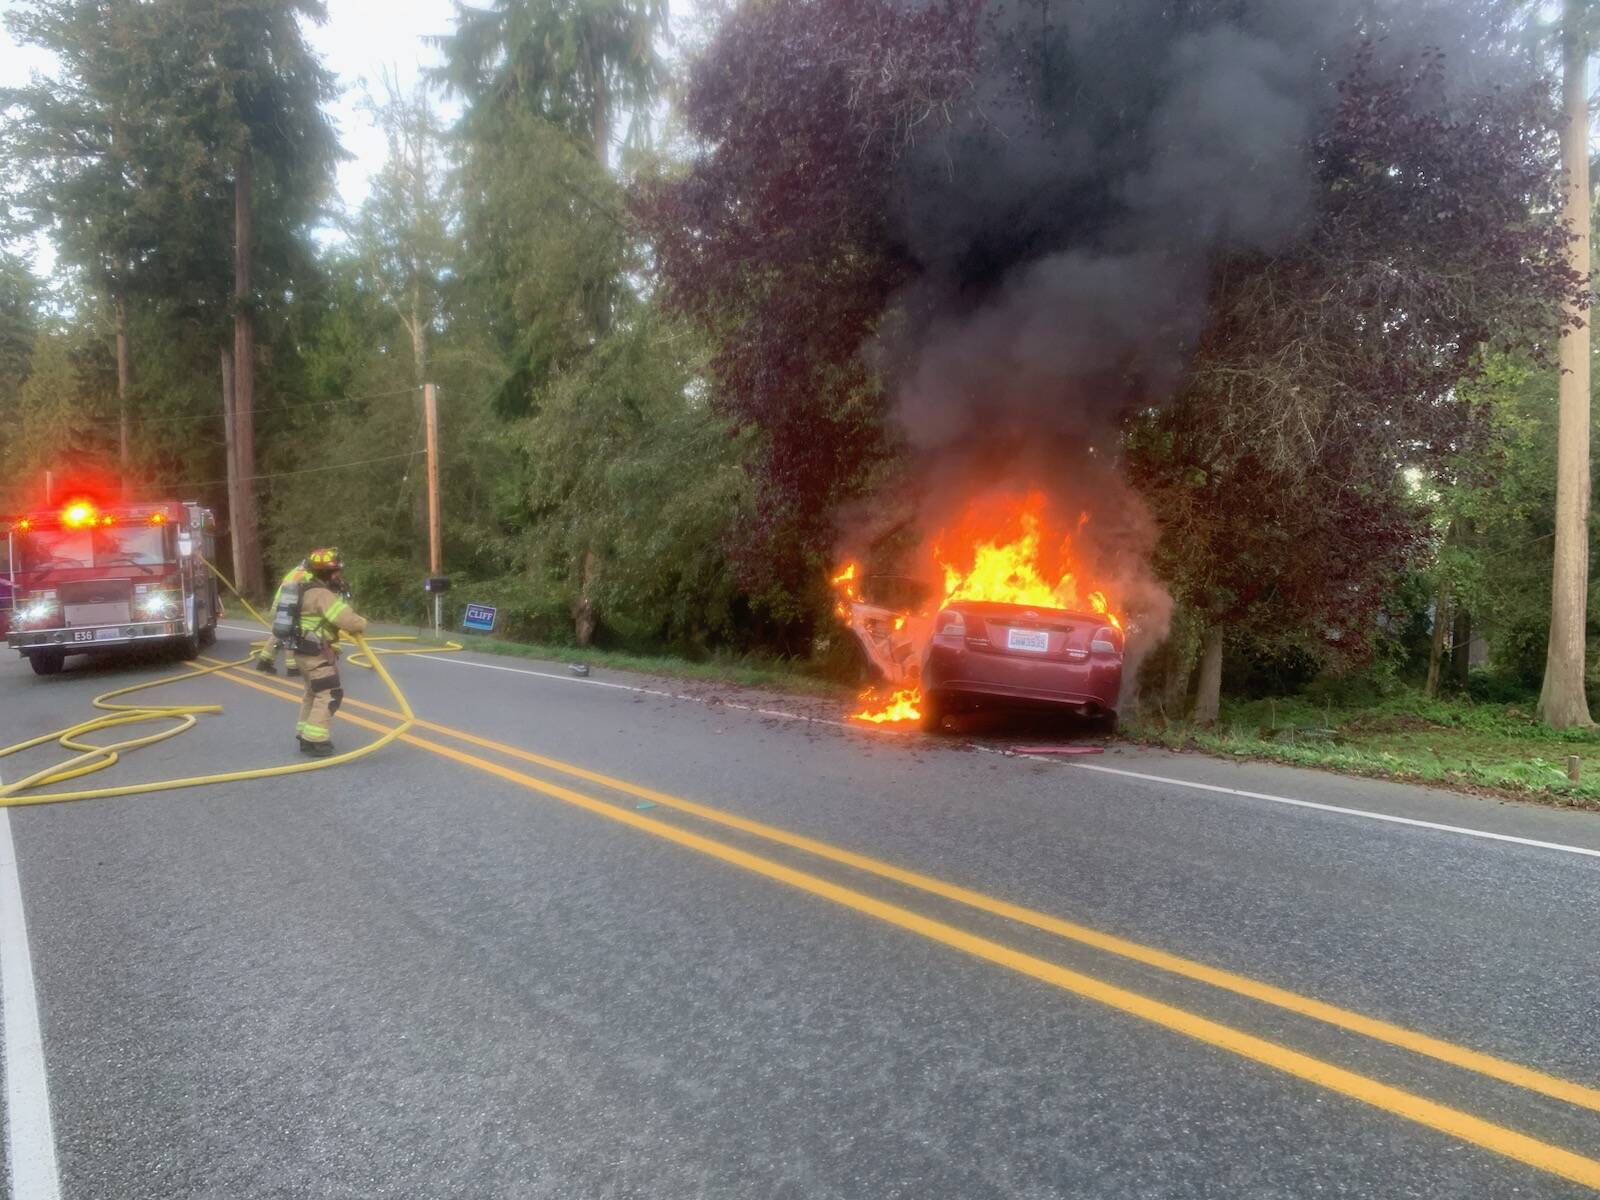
[[1466, 668, 1536, 705], [442, 575, 575, 645]]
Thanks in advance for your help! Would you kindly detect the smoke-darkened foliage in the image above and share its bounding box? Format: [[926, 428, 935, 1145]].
[[642, 0, 1576, 653], [636, 0, 982, 614]]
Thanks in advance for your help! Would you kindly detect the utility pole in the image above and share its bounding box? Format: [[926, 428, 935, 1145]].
[[221, 348, 244, 585], [424, 382, 443, 638]]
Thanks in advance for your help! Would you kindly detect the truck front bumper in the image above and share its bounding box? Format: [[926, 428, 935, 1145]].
[[9, 621, 185, 652]]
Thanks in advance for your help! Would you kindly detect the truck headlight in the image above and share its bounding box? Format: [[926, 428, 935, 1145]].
[[18, 603, 58, 628], [138, 593, 176, 619]]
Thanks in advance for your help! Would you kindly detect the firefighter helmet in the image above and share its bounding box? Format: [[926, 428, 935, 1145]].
[[307, 547, 343, 575]]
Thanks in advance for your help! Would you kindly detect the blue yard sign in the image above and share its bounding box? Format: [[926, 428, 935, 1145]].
[[462, 603, 497, 633]]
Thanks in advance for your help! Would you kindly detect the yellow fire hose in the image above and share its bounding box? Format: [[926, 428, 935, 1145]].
[[0, 562, 460, 807]]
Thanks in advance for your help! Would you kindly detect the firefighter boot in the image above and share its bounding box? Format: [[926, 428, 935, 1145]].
[[297, 737, 334, 758], [286, 656, 301, 678], [254, 654, 277, 675]]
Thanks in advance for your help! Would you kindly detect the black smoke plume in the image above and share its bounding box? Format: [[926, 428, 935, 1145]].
[[858, 0, 1531, 645]]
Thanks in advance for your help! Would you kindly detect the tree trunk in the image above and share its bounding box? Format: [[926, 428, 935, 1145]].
[[1161, 649, 1190, 720], [574, 548, 600, 647], [1425, 584, 1449, 699], [1539, 1, 1595, 728], [1192, 626, 1224, 725], [590, 53, 610, 166], [1451, 606, 1472, 692], [221, 346, 244, 584], [115, 290, 133, 497], [1159, 607, 1193, 719], [409, 278, 428, 387], [231, 144, 264, 596]]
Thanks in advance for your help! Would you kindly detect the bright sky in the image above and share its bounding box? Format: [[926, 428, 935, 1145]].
[[304, 0, 460, 212], [1, 0, 459, 272], [2, 0, 705, 273]]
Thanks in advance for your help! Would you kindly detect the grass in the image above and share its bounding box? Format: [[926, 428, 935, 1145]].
[[1124, 691, 1600, 808]]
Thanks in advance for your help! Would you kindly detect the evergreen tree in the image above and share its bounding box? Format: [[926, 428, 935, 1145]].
[[350, 80, 456, 392], [139, 0, 341, 594], [436, 0, 668, 164], [2, 0, 164, 489], [347, 80, 459, 561]]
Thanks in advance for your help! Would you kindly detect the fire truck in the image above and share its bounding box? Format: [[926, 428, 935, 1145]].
[[3, 498, 222, 676]]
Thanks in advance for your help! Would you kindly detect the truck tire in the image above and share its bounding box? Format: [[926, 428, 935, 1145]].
[[28, 650, 65, 677], [198, 621, 216, 648], [176, 631, 201, 661]]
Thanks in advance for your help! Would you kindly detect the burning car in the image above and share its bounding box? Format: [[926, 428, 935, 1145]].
[[834, 492, 1126, 734], [919, 601, 1123, 733]]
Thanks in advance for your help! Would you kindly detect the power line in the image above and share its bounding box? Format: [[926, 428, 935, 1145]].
[[145, 449, 425, 494], [111, 386, 422, 429]]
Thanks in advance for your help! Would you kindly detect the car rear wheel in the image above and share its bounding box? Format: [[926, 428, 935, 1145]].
[[27, 650, 65, 677], [919, 694, 947, 734]]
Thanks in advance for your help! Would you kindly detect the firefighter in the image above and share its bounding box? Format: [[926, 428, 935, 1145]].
[[294, 548, 368, 758], [255, 557, 312, 677]]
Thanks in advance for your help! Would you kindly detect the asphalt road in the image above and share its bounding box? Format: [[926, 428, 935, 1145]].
[[1, 625, 1598, 1199]]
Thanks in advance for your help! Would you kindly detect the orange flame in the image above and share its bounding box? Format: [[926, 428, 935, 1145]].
[[935, 491, 1121, 628], [833, 491, 1123, 725], [831, 561, 862, 619], [851, 687, 922, 723]]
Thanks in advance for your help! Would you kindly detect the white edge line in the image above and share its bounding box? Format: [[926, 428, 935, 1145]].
[[0, 807, 63, 1200], [219, 624, 1600, 861], [222, 621, 850, 726], [416, 653, 851, 726], [1060, 761, 1600, 861]]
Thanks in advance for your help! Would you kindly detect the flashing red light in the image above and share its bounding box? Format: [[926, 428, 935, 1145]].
[[62, 501, 96, 528], [149, 512, 167, 525], [14, 518, 30, 532]]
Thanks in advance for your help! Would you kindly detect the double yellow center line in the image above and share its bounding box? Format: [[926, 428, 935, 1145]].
[[205, 659, 1600, 1190]]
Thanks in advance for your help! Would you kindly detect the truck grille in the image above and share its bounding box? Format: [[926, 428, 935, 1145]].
[[60, 579, 134, 627], [65, 601, 132, 627]]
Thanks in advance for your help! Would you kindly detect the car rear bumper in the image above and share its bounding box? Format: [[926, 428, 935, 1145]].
[[923, 641, 1122, 714]]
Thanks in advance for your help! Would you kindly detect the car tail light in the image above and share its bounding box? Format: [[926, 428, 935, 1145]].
[[936, 610, 965, 638], [1091, 626, 1123, 656]]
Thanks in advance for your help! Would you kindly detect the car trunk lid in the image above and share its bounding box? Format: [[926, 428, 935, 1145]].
[[959, 602, 1107, 661]]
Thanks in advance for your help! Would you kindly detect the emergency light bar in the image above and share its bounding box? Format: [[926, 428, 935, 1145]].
[[6, 504, 181, 533]]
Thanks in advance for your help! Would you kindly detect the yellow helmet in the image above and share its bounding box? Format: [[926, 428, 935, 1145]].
[[307, 547, 343, 574]]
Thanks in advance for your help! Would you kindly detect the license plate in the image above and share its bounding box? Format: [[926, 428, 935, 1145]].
[[1006, 627, 1050, 653], [72, 630, 94, 643], [94, 627, 124, 642]]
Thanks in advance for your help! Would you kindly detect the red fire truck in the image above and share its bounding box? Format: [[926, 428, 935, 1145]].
[[3, 498, 221, 676]]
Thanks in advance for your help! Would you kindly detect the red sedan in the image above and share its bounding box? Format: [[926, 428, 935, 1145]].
[[919, 601, 1124, 734]]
